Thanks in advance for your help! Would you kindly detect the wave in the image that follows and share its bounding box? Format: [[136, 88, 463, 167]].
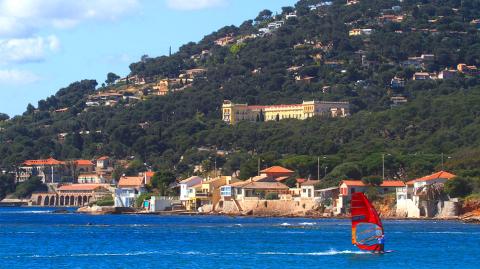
[[299, 222, 317, 226], [280, 222, 291, 226], [413, 231, 480, 234], [0, 210, 51, 214], [257, 250, 370, 256], [11, 251, 163, 259]]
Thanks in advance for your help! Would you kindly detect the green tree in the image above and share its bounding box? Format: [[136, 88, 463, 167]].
[[150, 171, 176, 196], [0, 113, 9, 121], [13, 177, 47, 198], [361, 176, 383, 186], [255, 9, 272, 23], [444, 177, 473, 198]]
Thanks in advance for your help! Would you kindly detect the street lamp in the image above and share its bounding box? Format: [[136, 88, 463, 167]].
[[441, 153, 452, 171], [318, 156, 327, 180]]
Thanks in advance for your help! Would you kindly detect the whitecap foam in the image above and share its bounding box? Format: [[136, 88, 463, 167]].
[[299, 222, 316, 226], [413, 231, 480, 234], [257, 250, 370, 256], [2, 210, 51, 214], [280, 222, 291, 226], [18, 251, 162, 258]]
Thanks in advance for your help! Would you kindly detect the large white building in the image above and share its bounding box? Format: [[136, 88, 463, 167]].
[[222, 100, 350, 124]]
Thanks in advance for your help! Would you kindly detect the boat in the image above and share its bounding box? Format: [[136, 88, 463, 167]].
[[350, 192, 385, 253]]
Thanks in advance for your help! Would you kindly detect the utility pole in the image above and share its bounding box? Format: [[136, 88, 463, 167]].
[[324, 166, 328, 178], [441, 153, 444, 171], [214, 157, 217, 178], [257, 158, 260, 176], [382, 154, 385, 180], [317, 157, 320, 180]]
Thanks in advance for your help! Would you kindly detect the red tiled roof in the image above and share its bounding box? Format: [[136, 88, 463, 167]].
[[296, 178, 307, 184], [57, 184, 109, 191], [97, 156, 109, 161], [23, 158, 64, 166], [118, 177, 144, 188], [145, 171, 155, 177], [240, 181, 289, 190], [260, 166, 294, 174], [274, 176, 290, 182], [302, 180, 320, 186], [74, 160, 94, 166], [412, 171, 456, 183], [341, 180, 405, 187]]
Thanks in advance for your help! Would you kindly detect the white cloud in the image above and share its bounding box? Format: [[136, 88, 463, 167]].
[[0, 69, 40, 85], [0, 0, 140, 38], [166, 0, 226, 10], [0, 35, 60, 65]]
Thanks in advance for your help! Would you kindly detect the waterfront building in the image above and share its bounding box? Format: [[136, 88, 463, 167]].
[[335, 180, 405, 214], [220, 176, 289, 201], [185, 176, 237, 211], [396, 171, 456, 217], [114, 176, 146, 207], [222, 100, 350, 124], [179, 176, 203, 207], [30, 184, 112, 207], [300, 180, 320, 199]]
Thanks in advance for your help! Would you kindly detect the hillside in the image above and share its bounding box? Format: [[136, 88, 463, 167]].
[[1, 0, 480, 196]]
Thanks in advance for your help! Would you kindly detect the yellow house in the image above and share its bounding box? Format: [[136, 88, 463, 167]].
[[222, 100, 350, 124], [186, 176, 238, 211]]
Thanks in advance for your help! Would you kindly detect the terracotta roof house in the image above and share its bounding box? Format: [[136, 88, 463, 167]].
[[406, 171, 456, 188], [260, 166, 295, 179], [118, 176, 144, 188]]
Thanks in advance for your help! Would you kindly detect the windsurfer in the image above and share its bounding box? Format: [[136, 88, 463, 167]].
[[375, 235, 385, 253]]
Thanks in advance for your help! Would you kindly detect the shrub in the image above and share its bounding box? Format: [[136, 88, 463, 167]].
[[94, 195, 114, 206], [365, 187, 380, 201], [265, 192, 279, 200]]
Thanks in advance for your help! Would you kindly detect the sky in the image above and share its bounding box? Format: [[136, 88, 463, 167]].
[[0, 0, 297, 116]]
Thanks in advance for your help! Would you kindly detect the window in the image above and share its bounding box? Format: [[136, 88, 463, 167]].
[[220, 186, 232, 197]]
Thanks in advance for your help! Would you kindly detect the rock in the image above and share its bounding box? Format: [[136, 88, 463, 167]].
[[52, 209, 70, 214]]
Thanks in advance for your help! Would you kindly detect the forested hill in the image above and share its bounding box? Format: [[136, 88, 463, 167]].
[[1, 0, 480, 188]]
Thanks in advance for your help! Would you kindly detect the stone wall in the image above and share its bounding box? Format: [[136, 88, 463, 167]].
[[215, 199, 319, 216]]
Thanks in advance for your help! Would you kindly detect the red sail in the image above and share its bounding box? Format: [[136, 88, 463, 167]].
[[350, 192, 384, 251]]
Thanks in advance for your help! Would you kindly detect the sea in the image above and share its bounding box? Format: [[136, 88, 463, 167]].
[[0, 207, 479, 269]]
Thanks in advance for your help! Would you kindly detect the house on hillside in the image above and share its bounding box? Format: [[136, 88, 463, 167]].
[[396, 171, 456, 217], [457, 64, 479, 76], [335, 180, 405, 214], [16, 158, 67, 183], [349, 28, 372, 36], [412, 72, 432, 80], [78, 173, 106, 184], [114, 176, 146, 207], [260, 166, 295, 181], [438, 69, 457, 79]]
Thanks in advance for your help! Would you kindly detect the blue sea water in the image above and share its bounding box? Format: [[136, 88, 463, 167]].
[[0, 207, 479, 269]]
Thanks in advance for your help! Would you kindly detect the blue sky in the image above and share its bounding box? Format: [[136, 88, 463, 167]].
[[0, 0, 297, 116]]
